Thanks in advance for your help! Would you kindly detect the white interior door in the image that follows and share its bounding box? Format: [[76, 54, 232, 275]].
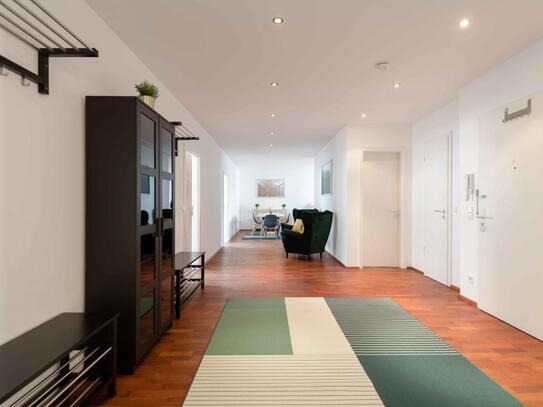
[[188, 152, 199, 252], [223, 173, 228, 244], [362, 152, 400, 267], [479, 94, 543, 340], [424, 134, 449, 285]]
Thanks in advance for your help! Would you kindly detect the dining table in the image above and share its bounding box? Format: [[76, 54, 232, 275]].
[[254, 209, 289, 222]]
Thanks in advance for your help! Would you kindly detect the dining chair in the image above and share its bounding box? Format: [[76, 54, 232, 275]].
[[252, 211, 263, 236], [262, 214, 280, 238]]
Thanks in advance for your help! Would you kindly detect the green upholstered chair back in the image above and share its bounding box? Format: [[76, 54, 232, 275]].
[[292, 208, 319, 221], [308, 211, 333, 253]]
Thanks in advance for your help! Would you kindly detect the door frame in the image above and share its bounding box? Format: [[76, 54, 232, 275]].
[[359, 148, 407, 269], [423, 131, 453, 287], [223, 172, 229, 245]]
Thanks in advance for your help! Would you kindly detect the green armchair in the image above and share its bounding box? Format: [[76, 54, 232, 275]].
[[282, 209, 333, 260]]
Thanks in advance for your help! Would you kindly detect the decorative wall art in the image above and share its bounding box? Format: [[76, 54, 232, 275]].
[[257, 179, 285, 197], [321, 161, 332, 195]]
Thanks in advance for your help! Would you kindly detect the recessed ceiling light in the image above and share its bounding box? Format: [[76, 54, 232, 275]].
[[269, 144, 273, 147], [458, 18, 470, 29], [271, 113, 276, 118], [270, 131, 275, 135], [361, 113, 367, 118], [272, 17, 284, 24], [393, 82, 401, 89], [270, 82, 279, 87]]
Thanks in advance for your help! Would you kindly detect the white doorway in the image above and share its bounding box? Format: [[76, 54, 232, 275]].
[[362, 152, 400, 267], [189, 152, 200, 252], [423, 133, 450, 286], [223, 173, 228, 244]]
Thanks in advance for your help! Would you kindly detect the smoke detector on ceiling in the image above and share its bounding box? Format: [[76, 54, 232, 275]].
[[374, 62, 390, 71]]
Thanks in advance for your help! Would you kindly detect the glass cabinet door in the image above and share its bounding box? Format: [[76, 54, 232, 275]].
[[161, 228, 173, 275], [140, 175, 156, 225], [161, 126, 173, 173], [159, 275, 173, 327], [139, 288, 155, 349], [140, 113, 156, 169], [161, 179, 173, 223], [139, 106, 160, 350], [140, 231, 155, 288]]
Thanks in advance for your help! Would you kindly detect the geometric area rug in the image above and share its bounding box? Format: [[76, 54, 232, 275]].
[[182, 297, 522, 406]]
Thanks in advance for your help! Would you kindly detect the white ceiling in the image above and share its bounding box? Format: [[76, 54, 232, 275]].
[[88, 0, 543, 164]]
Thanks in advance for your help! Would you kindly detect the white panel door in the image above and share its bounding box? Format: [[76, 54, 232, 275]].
[[362, 152, 400, 267], [424, 135, 449, 285], [479, 94, 543, 340]]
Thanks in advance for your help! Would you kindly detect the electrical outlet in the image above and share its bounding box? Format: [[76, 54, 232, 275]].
[[468, 274, 475, 284]]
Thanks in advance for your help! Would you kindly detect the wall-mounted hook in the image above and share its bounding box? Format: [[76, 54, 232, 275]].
[[0, 65, 7, 76], [21, 76, 30, 86], [503, 98, 532, 123]]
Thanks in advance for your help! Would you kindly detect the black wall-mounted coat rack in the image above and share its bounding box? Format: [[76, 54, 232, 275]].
[[0, 0, 99, 94], [171, 121, 199, 156]]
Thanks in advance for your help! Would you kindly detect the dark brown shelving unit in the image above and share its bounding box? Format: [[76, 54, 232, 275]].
[[85, 97, 176, 374], [174, 252, 205, 319]]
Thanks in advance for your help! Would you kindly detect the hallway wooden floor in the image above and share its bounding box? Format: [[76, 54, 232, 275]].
[[104, 233, 543, 406]]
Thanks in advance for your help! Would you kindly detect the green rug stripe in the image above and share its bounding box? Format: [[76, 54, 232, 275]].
[[205, 297, 293, 355], [359, 356, 522, 407], [325, 297, 458, 355]]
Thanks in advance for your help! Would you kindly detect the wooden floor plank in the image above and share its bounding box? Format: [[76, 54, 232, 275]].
[[102, 232, 543, 406]]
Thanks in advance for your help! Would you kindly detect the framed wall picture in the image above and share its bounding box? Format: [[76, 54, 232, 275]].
[[257, 179, 285, 197], [321, 161, 332, 195]]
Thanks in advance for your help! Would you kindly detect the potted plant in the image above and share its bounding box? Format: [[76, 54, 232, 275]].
[[255, 203, 260, 211], [281, 203, 287, 210], [135, 80, 159, 109]]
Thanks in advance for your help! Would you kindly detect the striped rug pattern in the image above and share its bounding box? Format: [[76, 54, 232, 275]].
[[183, 297, 522, 407], [325, 298, 458, 355], [184, 355, 383, 406]]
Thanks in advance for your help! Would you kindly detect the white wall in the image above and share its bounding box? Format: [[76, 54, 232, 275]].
[[239, 158, 314, 229], [0, 0, 238, 344], [411, 100, 460, 286], [315, 125, 411, 267], [315, 128, 349, 262]]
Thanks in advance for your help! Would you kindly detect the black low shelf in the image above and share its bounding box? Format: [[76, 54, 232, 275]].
[[175, 252, 205, 318], [0, 313, 118, 407]]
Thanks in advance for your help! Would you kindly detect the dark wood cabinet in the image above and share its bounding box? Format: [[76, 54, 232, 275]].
[[85, 97, 175, 373]]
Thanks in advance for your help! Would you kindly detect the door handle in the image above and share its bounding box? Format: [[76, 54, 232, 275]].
[[476, 215, 493, 220], [434, 209, 446, 214]]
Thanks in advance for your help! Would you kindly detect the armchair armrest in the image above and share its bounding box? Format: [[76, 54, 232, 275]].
[[281, 223, 293, 230]]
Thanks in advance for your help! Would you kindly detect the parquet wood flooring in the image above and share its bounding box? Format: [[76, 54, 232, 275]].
[[102, 232, 543, 406]]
